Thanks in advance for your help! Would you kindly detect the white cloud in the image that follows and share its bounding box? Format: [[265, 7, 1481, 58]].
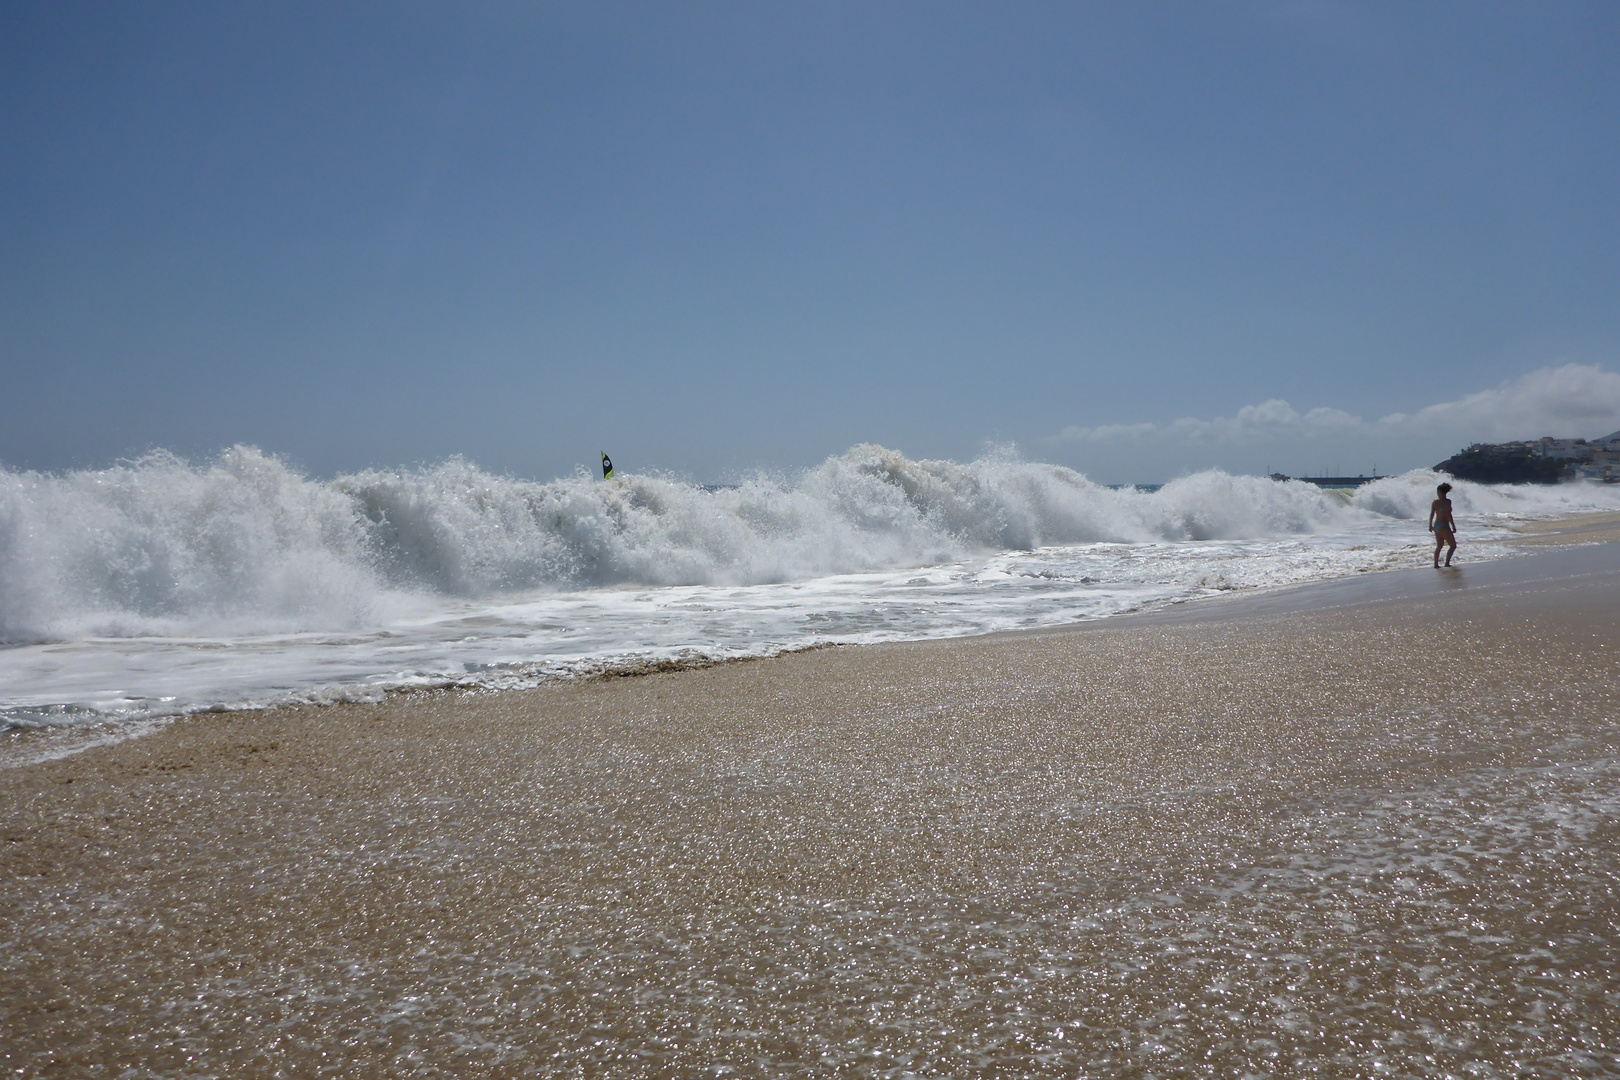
[[1376, 364, 1620, 441], [1053, 363, 1620, 446], [1166, 400, 1362, 441], [1055, 421, 1157, 442]]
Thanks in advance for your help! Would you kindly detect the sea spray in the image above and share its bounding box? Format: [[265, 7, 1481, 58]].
[[0, 447, 380, 642], [4, 444, 1620, 739], [6, 443, 1620, 646], [1347, 471, 1603, 520]]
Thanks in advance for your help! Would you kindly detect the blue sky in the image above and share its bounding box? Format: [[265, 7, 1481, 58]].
[[4, 1, 1618, 484]]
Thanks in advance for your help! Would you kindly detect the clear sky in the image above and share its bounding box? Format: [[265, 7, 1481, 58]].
[[4, 1, 1619, 484]]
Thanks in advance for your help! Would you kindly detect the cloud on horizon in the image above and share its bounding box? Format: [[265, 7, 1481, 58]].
[[1054, 364, 1620, 447]]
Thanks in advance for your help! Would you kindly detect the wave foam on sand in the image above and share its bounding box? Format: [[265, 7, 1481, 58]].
[[3, 444, 1618, 734]]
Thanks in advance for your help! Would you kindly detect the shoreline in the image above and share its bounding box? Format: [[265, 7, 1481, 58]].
[[6, 509, 1619, 772], [5, 532, 1619, 1075], [20, 529, 1619, 755]]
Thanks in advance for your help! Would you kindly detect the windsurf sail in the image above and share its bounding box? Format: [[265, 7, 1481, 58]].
[[601, 452, 614, 480]]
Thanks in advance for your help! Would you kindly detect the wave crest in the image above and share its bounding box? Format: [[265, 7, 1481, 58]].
[[4, 444, 1616, 642]]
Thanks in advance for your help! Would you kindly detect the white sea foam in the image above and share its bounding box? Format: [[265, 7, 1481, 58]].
[[3, 444, 1618, 745]]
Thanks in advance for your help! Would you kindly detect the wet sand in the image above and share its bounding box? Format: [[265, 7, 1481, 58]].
[[4, 544, 1620, 1078], [1501, 508, 1620, 547]]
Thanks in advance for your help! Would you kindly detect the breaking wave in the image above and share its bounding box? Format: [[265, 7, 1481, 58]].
[[2, 444, 1616, 643]]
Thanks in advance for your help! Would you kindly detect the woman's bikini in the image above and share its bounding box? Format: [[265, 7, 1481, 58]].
[[1432, 498, 1455, 537]]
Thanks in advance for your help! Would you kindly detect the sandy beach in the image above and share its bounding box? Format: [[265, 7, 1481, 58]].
[[4, 540, 1619, 1078]]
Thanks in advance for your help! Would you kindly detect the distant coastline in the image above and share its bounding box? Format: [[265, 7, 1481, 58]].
[[1434, 430, 1620, 485]]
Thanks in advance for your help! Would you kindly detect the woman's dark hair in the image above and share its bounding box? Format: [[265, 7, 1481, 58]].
[[1437, 482, 1452, 494]]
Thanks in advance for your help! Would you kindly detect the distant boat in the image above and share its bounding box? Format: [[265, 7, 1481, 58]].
[[1269, 473, 1387, 488]]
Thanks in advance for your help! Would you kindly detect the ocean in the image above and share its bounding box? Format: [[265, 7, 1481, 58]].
[[4, 443, 1618, 760]]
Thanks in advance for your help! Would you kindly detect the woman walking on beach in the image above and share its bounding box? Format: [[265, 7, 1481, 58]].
[[1430, 482, 1457, 567]]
